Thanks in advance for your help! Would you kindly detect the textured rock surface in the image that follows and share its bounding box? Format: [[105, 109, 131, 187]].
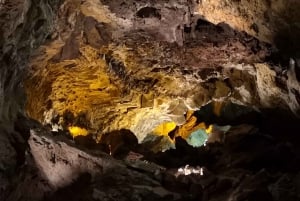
[[195, 0, 300, 43], [5, 121, 300, 201], [24, 0, 300, 144], [0, 0, 59, 121], [0, 0, 300, 200], [0, 0, 61, 195], [6, 128, 182, 201]]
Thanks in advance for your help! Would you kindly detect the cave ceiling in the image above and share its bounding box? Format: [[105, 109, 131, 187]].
[[20, 0, 300, 148], [1, 0, 300, 200]]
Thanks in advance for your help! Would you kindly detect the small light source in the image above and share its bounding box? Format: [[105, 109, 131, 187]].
[[203, 139, 208, 147], [68, 126, 88, 138], [176, 164, 204, 177]]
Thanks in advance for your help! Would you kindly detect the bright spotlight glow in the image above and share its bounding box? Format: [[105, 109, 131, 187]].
[[153, 121, 177, 136], [68, 126, 88, 138], [176, 165, 204, 177]]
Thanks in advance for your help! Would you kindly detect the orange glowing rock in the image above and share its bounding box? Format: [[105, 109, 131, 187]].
[[176, 110, 214, 140]]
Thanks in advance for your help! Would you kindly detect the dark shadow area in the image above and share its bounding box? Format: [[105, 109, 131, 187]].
[[74, 134, 110, 153], [136, 7, 161, 19], [9, 110, 300, 201], [259, 108, 300, 143], [62, 110, 90, 129], [13, 114, 42, 166], [268, 2, 300, 66], [141, 104, 300, 174], [3, 115, 53, 201], [43, 172, 92, 201], [194, 102, 262, 126], [96, 129, 139, 159], [195, 18, 214, 31]]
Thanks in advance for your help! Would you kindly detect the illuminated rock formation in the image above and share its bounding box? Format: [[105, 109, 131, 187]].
[[0, 0, 300, 200]]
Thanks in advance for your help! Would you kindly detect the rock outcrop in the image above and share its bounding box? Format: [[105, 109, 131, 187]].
[[24, 0, 300, 144], [0, 0, 61, 195], [5, 120, 300, 201], [0, 0, 300, 200]]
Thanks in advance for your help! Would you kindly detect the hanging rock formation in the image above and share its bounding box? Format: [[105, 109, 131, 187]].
[[0, 0, 300, 200], [25, 0, 300, 144]]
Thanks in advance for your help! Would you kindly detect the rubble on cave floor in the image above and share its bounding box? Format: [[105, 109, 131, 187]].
[[6, 109, 300, 201]]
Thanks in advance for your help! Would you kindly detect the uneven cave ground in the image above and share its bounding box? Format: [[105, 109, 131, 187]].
[[1, 0, 300, 201], [11, 101, 300, 201]]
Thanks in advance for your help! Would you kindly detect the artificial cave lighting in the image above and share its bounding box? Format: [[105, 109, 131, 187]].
[[2, 0, 300, 199], [175, 112, 209, 140], [68, 126, 89, 138], [174, 108, 232, 147], [153, 121, 177, 137], [176, 165, 204, 177], [185, 127, 209, 147]]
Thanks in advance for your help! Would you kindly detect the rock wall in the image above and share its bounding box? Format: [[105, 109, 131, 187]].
[[0, 0, 61, 196], [0, 0, 299, 199]]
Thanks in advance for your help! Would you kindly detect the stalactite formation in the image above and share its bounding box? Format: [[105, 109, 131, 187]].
[[0, 0, 299, 200]]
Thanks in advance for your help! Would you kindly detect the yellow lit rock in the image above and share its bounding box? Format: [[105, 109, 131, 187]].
[[194, 122, 207, 132], [176, 112, 213, 140], [206, 124, 214, 134], [176, 115, 199, 139], [89, 75, 110, 90], [153, 122, 176, 136], [185, 110, 194, 121], [68, 126, 89, 138]]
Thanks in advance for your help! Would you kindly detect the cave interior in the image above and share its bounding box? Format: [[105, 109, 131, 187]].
[[0, 0, 300, 200]]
